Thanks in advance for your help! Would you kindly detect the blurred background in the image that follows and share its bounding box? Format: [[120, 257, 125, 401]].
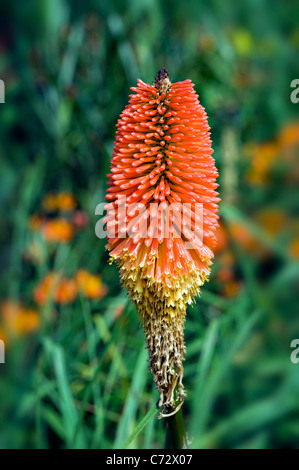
[[0, 0, 299, 449]]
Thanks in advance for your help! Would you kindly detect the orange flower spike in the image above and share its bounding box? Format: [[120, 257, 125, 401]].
[[105, 69, 220, 414]]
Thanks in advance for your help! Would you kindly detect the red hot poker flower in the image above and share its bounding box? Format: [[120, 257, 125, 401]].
[[105, 69, 220, 414]]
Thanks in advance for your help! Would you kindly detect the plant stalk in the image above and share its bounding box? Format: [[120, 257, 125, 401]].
[[166, 406, 188, 449]]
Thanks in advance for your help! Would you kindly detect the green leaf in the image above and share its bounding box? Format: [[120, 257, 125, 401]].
[[121, 402, 159, 449]]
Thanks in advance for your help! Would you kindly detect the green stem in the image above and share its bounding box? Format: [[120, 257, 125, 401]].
[[166, 406, 188, 449]]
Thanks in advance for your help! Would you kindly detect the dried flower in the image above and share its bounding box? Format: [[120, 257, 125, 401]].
[[105, 70, 219, 413]]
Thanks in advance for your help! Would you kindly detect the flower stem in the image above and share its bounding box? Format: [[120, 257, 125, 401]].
[[166, 406, 188, 449]]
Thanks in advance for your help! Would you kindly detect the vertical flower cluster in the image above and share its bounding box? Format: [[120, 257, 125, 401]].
[[105, 69, 219, 413]]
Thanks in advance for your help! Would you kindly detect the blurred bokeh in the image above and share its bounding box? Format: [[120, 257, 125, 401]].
[[0, 0, 299, 449]]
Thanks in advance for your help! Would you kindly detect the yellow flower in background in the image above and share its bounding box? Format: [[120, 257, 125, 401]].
[[245, 122, 299, 186], [27, 193, 87, 251], [34, 272, 77, 305], [76, 270, 108, 299], [34, 271, 107, 305], [56, 192, 77, 211], [289, 239, 299, 259], [42, 191, 77, 212], [231, 29, 254, 56], [34, 272, 60, 305], [42, 193, 57, 212], [278, 122, 299, 148], [43, 218, 75, 243], [245, 141, 279, 185], [255, 208, 287, 237], [55, 278, 78, 304], [1, 301, 39, 336]]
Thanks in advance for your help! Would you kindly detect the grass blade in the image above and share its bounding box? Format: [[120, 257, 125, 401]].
[[121, 402, 159, 449]]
